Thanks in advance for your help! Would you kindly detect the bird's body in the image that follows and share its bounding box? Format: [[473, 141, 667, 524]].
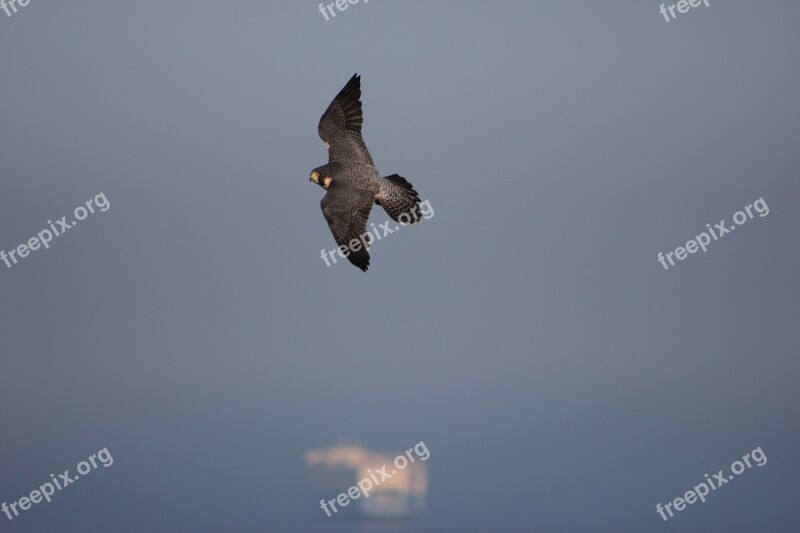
[[310, 74, 422, 271]]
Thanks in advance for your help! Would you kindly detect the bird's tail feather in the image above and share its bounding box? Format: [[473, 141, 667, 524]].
[[376, 175, 422, 224]]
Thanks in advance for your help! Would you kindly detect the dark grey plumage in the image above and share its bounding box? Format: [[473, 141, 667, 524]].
[[310, 74, 422, 271]]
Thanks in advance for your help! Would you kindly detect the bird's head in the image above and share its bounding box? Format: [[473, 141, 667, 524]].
[[310, 168, 333, 190]]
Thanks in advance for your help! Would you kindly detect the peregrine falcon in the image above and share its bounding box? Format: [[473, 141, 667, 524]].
[[310, 74, 422, 272]]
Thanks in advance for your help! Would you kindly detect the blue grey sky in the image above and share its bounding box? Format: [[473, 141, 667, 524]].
[[1, 1, 798, 531]]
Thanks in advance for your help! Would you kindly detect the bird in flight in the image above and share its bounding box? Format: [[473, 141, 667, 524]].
[[310, 74, 423, 272]]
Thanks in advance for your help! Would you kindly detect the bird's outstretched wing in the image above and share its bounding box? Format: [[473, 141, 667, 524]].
[[320, 183, 375, 271], [318, 74, 374, 166]]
